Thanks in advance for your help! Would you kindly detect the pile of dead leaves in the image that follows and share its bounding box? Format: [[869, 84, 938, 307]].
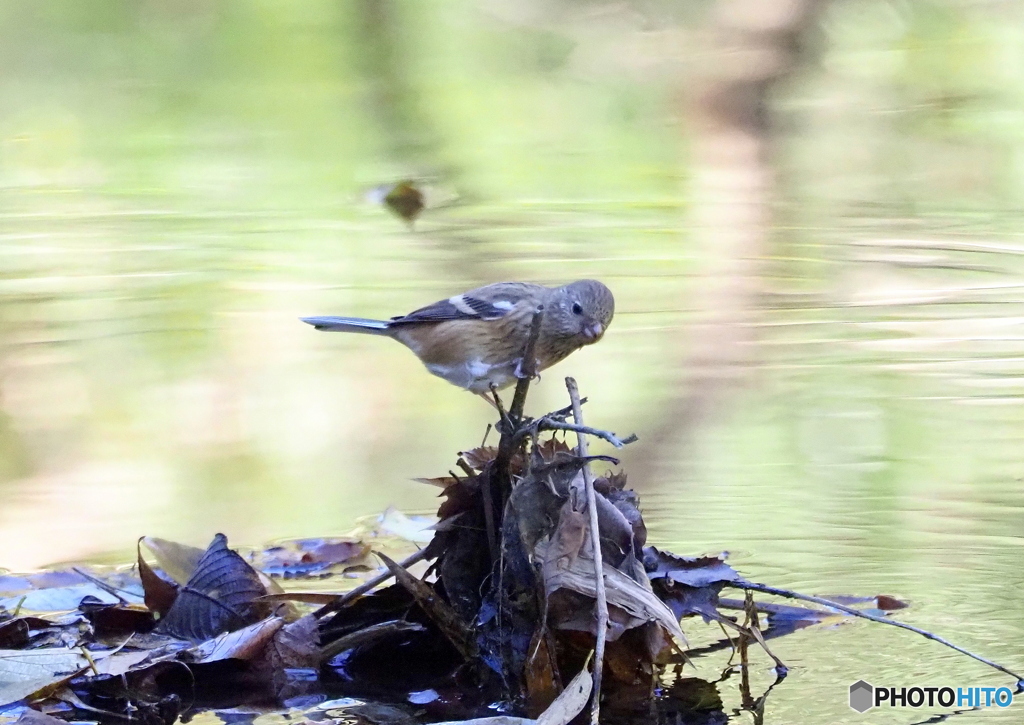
[[0, 433, 912, 725]]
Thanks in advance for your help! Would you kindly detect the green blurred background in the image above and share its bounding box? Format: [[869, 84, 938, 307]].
[[1, 1, 1023, 721]]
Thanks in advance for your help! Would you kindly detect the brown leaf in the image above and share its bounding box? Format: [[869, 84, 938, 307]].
[[79, 598, 155, 637], [414, 476, 459, 489], [383, 180, 425, 224], [186, 616, 284, 663], [536, 540, 686, 646], [140, 537, 205, 586], [541, 502, 587, 596], [266, 614, 319, 671], [137, 539, 179, 619], [876, 594, 909, 611], [458, 447, 498, 471], [157, 533, 270, 642], [524, 630, 560, 717]]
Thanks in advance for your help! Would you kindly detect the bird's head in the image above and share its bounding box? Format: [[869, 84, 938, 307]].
[[546, 279, 615, 345]]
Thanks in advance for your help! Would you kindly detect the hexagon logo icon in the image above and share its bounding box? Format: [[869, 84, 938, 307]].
[[849, 680, 874, 713]]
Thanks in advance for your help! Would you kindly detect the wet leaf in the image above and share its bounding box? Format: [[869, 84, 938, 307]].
[[256, 538, 369, 578], [0, 620, 29, 649], [0, 648, 89, 707], [0, 585, 122, 614], [140, 537, 205, 587], [378, 180, 425, 224], [375, 509, 436, 544], [13, 709, 69, 725], [79, 598, 155, 638], [157, 534, 270, 642], [643, 548, 740, 588], [266, 614, 319, 671], [137, 539, 179, 618], [185, 617, 284, 663]]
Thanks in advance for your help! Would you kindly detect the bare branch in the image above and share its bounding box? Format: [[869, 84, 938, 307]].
[[566, 376, 608, 725]]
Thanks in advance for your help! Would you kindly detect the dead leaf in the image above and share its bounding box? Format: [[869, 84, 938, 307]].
[[535, 661, 593, 725], [0, 620, 29, 649], [157, 533, 270, 642], [185, 617, 284, 663], [140, 537, 205, 586], [536, 540, 686, 646], [14, 709, 70, 725], [266, 614, 319, 671], [643, 548, 740, 588], [541, 502, 587, 595], [0, 585, 122, 614], [428, 663, 591, 725], [0, 648, 89, 706], [382, 180, 425, 224], [138, 538, 179, 618], [79, 597, 155, 637]]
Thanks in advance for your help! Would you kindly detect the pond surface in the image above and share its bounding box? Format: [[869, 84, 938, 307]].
[[2, 2, 1024, 723]]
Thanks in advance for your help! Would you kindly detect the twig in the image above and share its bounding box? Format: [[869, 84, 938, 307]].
[[319, 620, 427, 663], [566, 376, 608, 725], [528, 419, 637, 449], [312, 547, 430, 619], [509, 306, 544, 423], [494, 306, 545, 503], [729, 580, 1024, 685], [379, 553, 478, 659]]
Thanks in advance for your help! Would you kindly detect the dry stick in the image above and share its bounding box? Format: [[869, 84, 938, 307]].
[[312, 547, 429, 619], [533, 419, 637, 449], [507, 306, 545, 426], [731, 580, 1024, 684], [566, 376, 608, 725]]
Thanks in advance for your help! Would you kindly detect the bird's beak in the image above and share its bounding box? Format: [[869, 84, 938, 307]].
[[582, 322, 604, 342]]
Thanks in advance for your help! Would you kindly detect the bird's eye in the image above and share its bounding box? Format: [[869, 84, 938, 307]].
[[571, 302, 583, 315]]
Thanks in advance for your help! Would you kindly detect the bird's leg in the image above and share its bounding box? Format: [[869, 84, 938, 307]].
[[477, 391, 500, 410], [487, 383, 517, 436]]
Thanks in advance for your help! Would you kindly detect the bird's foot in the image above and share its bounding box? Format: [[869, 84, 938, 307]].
[[513, 357, 541, 381]]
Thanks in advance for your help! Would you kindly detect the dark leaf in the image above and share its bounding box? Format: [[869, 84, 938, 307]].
[[78, 597, 155, 637], [458, 447, 498, 472], [382, 180, 425, 224], [0, 619, 29, 649], [14, 709, 71, 725], [643, 548, 740, 588], [157, 534, 270, 642], [138, 539, 179, 618]]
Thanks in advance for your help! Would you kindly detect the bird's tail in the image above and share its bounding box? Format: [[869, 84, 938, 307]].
[[301, 316, 391, 335]]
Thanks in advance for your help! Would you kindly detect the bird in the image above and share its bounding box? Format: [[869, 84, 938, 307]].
[[302, 279, 614, 396]]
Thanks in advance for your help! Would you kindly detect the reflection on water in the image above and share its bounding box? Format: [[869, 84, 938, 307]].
[[2, 1, 1024, 723]]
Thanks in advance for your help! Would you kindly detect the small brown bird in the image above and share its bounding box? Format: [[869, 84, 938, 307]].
[[302, 280, 614, 394]]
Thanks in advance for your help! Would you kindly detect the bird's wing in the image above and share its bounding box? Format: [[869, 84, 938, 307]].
[[391, 282, 543, 325]]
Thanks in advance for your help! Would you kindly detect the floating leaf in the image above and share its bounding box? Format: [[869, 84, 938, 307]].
[[0, 648, 89, 706], [382, 180, 425, 224]]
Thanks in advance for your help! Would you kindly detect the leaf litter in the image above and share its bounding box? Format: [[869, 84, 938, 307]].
[[1, 379, 1013, 725]]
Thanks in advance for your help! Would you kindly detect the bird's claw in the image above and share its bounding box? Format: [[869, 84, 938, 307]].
[[513, 358, 541, 381]]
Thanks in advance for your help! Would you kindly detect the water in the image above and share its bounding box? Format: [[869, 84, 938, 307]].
[[2, 2, 1024, 722]]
